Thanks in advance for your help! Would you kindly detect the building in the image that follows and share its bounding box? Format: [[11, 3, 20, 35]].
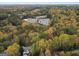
[[38, 18, 50, 25], [0, 53, 7, 56], [23, 15, 50, 26], [24, 18, 38, 23], [22, 46, 31, 56], [36, 15, 47, 19]]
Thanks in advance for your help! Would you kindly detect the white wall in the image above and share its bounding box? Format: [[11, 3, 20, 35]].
[[24, 18, 37, 23], [38, 19, 50, 25]]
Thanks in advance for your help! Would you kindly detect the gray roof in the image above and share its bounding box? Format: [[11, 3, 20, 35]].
[[0, 53, 7, 56], [22, 46, 31, 56], [36, 15, 47, 19]]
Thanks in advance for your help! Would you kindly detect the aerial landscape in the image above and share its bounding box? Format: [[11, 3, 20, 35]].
[[0, 4, 79, 56]]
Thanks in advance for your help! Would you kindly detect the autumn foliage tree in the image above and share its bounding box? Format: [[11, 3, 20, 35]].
[[4, 43, 20, 56]]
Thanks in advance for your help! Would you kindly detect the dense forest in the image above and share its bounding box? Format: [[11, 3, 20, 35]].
[[0, 5, 79, 56]]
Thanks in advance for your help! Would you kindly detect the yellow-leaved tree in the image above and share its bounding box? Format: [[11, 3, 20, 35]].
[[0, 31, 8, 42], [4, 43, 20, 56]]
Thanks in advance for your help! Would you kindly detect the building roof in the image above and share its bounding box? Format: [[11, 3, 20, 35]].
[[0, 53, 7, 56], [36, 15, 47, 19]]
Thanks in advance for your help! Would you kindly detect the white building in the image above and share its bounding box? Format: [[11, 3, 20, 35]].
[[38, 18, 50, 25], [0, 53, 7, 56], [36, 15, 47, 19], [22, 46, 31, 56], [24, 18, 38, 23], [23, 15, 50, 26]]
